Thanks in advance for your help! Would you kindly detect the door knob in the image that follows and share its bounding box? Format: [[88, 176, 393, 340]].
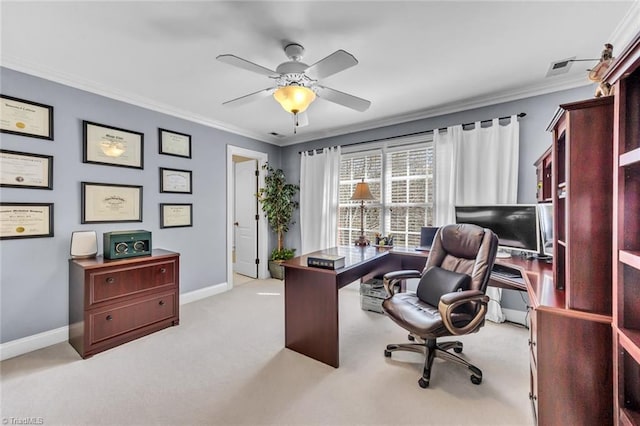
[[234, 222, 239, 226]]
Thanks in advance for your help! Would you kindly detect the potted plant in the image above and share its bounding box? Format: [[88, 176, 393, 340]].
[[256, 163, 300, 280]]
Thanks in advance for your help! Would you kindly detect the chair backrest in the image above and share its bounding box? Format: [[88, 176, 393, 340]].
[[424, 223, 498, 295]]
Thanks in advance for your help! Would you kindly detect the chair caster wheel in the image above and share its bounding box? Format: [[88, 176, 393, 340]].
[[384, 350, 392, 357], [454, 346, 463, 353], [470, 375, 482, 385], [418, 378, 430, 388]]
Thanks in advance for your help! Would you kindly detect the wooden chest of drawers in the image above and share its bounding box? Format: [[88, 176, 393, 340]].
[[69, 249, 180, 358]]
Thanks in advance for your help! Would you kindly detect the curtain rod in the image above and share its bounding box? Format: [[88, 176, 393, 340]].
[[299, 112, 526, 154]]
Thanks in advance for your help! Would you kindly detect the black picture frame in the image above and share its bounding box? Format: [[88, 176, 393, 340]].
[[159, 128, 192, 159], [160, 203, 193, 228], [0, 149, 53, 189], [0, 202, 54, 240], [83, 121, 144, 169], [160, 167, 192, 194], [81, 182, 143, 224], [0, 94, 54, 140]]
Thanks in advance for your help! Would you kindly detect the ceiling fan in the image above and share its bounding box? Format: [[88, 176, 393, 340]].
[[216, 43, 371, 131]]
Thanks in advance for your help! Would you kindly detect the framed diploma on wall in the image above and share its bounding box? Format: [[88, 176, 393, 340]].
[[83, 121, 144, 169], [160, 167, 192, 194], [0, 95, 54, 140], [159, 128, 191, 158], [160, 203, 193, 228], [0, 149, 53, 189], [81, 182, 143, 223], [0, 203, 54, 240]]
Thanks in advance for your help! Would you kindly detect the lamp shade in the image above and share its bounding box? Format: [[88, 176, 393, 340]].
[[351, 180, 374, 201], [273, 85, 316, 114]]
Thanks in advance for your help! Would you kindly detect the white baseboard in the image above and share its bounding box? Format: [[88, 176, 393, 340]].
[[502, 308, 529, 327], [180, 282, 229, 305], [0, 282, 230, 361], [0, 326, 69, 361]]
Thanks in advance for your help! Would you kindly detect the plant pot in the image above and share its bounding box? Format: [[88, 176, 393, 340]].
[[268, 260, 285, 280]]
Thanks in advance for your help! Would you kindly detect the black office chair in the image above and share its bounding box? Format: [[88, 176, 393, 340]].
[[382, 223, 498, 388]]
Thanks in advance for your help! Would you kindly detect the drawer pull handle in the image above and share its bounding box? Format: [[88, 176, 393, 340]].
[[528, 392, 537, 401], [106, 315, 113, 321], [106, 277, 115, 284], [159, 268, 167, 274], [159, 300, 165, 306], [528, 339, 536, 347]]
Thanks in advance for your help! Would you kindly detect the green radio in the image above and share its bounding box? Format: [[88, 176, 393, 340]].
[[103, 230, 152, 259]]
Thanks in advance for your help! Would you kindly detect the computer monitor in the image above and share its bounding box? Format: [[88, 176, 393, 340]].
[[454, 204, 540, 258], [537, 203, 553, 258], [416, 226, 439, 251]]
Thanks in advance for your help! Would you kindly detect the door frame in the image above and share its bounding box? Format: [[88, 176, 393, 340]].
[[226, 145, 269, 286]]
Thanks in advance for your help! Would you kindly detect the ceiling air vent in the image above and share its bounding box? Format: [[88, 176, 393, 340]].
[[546, 56, 576, 77], [269, 132, 285, 138]]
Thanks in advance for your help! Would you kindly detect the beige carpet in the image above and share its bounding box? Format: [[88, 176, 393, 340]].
[[0, 279, 534, 426]]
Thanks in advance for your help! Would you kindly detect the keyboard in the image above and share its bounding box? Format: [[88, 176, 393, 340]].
[[491, 264, 522, 279]]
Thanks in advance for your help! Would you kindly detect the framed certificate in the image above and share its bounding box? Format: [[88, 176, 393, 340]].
[[83, 121, 144, 169], [81, 182, 143, 223], [160, 203, 193, 228], [159, 128, 191, 158], [0, 203, 54, 240], [0, 149, 53, 189], [160, 167, 192, 194], [0, 95, 54, 140]]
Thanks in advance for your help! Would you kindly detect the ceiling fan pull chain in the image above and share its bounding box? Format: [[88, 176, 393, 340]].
[[293, 113, 298, 134]]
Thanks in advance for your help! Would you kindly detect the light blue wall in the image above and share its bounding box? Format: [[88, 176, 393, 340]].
[[0, 67, 280, 343]]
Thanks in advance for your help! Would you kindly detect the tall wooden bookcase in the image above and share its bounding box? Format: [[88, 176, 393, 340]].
[[547, 96, 614, 311], [541, 96, 614, 425], [606, 33, 640, 426]]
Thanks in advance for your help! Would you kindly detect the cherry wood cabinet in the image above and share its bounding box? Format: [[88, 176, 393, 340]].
[[547, 97, 613, 310], [605, 33, 640, 426], [69, 249, 180, 358], [533, 146, 552, 202]]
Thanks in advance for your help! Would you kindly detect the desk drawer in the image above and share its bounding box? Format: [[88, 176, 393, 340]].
[[88, 291, 176, 345], [89, 260, 175, 305]]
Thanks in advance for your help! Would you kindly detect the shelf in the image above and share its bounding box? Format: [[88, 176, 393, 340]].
[[621, 147, 640, 167], [619, 328, 640, 364], [558, 182, 567, 188], [620, 250, 640, 269], [557, 240, 566, 247], [620, 407, 640, 426]]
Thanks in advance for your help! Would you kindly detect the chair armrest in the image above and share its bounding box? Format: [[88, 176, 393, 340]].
[[383, 270, 422, 297], [438, 290, 490, 336]]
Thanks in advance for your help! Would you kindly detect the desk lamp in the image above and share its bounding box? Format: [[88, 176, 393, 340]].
[[351, 178, 374, 246]]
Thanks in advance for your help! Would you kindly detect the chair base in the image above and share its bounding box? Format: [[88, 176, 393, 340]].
[[384, 338, 482, 388]]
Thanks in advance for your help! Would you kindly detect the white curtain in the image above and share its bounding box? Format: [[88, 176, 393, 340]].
[[434, 116, 520, 323], [300, 146, 341, 254]]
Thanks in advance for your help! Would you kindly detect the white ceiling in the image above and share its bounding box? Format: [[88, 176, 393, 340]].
[[1, 1, 638, 146]]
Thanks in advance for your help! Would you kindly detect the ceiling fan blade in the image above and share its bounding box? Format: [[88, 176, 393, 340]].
[[296, 111, 309, 127], [305, 50, 358, 80], [222, 87, 275, 107], [216, 54, 278, 77], [316, 85, 371, 112]]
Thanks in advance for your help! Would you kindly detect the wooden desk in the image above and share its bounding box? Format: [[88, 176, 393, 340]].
[[282, 246, 427, 367], [282, 247, 534, 368], [489, 255, 612, 425]]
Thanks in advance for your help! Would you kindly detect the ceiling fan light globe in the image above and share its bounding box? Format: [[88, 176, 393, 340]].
[[273, 85, 316, 114]]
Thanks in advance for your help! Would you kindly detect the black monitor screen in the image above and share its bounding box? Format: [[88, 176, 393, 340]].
[[454, 204, 540, 253]]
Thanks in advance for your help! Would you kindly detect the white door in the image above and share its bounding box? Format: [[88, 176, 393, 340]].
[[234, 159, 258, 278]]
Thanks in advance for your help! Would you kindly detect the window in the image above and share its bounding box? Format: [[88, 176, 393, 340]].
[[338, 141, 434, 248]]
